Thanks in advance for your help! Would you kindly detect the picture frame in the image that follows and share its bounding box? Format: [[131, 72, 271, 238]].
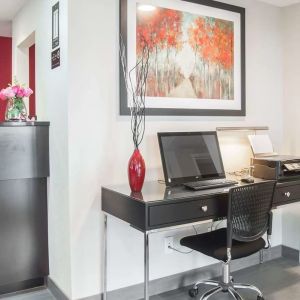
[[52, 2, 60, 49], [120, 0, 245, 116]]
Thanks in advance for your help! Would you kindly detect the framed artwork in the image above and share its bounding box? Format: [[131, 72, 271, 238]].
[[120, 0, 245, 116], [52, 2, 60, 49]]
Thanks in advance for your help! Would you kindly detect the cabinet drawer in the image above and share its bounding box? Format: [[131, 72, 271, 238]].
[[148, 198, 216, 227], [274, 184, 300, 204]]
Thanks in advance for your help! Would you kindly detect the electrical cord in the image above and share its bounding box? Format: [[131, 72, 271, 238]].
[[210, 221, 215, 232], [215, 220, 225, 230], [192, 225, 198, 234], [226, 167, 250, 178], [167, 225, 199, 255], [210, 219, 224, 231], [157, 179, 166, 185], [168, 245, 194, 254]]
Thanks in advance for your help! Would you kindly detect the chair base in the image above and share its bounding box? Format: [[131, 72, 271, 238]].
[[189, 263, 264, 300]]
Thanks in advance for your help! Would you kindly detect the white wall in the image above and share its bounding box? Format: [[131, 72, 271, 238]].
[[13, 0, 287, 299], [67, 0, 284, 298], [13, 0, 72, 298], [0, 20, 12, 37], [281, 4, 300, 250], [283, 4, 300, 156], [68, 1, 104, 297]]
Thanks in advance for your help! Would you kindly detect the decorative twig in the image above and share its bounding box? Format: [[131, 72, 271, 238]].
[[120, 35, 150, 149]]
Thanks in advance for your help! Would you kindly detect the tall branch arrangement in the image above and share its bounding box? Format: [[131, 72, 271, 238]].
[[120, 36, 150, 149]]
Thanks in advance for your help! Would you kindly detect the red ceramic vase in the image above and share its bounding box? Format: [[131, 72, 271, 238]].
[[128, 148, 146, 192]]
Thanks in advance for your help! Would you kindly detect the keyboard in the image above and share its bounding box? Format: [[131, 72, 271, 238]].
[[184, 179, 238, 191]]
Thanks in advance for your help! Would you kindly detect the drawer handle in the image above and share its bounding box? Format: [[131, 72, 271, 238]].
[[201, 206, 208, 212], [284, 192, 291, 198]]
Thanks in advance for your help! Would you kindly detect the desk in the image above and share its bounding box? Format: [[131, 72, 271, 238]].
[[101, 179, 300, 300]]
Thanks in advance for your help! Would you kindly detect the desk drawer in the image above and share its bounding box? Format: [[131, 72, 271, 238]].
[[148, 199, 216, 227], [274, 184, 300, 204]]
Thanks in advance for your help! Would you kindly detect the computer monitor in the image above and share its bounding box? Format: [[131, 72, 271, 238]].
[[158, 132, 225, 186]]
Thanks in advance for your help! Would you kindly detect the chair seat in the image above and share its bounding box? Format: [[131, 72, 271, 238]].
[[180, 228, 265, 262]]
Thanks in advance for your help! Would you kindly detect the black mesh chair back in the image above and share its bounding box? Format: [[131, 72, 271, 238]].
[[227, 181, 276, 243]]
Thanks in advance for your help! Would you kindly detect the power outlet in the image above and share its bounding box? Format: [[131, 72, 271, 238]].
[[164, 237, 174, 254]]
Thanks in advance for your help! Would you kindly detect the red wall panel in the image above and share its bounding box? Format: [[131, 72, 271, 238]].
[[29, 44, 36, 119], [0, 37, 12, 121]]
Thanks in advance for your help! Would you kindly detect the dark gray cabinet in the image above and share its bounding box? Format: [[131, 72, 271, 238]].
[[0, 122, 49, 294]]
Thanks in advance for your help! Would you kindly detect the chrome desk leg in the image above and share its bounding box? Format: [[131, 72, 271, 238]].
[[103, 214, 108, 300], [144, 231, 149, 300], [259, 249, 264, 264]]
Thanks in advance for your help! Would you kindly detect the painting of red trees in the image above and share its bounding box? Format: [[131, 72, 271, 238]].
[[136, 6, 235, 100]]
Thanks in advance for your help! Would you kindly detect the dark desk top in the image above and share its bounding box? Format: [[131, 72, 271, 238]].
[[103, 179, 264, 204]]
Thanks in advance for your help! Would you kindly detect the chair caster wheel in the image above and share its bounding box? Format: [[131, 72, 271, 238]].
[[257, 296, 264, 300], [189, 288, 199, 298]]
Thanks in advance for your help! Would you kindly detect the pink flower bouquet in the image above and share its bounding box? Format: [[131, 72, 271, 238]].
[[0, 83, 33, 121], [0, 85, 33, 101]]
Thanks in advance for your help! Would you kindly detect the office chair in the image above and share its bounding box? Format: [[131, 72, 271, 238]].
[[180, 181, 276, 300]]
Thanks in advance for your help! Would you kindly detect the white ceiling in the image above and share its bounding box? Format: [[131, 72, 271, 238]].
[[0, 0, 29, 21], [259, 0, 300, 6], [0, 0, 298, 22]]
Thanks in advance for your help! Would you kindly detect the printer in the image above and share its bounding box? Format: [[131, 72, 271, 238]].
[[248, 134, 300, 182], [251, 155, 300, 182]]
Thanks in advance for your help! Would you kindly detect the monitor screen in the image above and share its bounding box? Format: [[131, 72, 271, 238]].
[[158, 132, 225, 186]]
